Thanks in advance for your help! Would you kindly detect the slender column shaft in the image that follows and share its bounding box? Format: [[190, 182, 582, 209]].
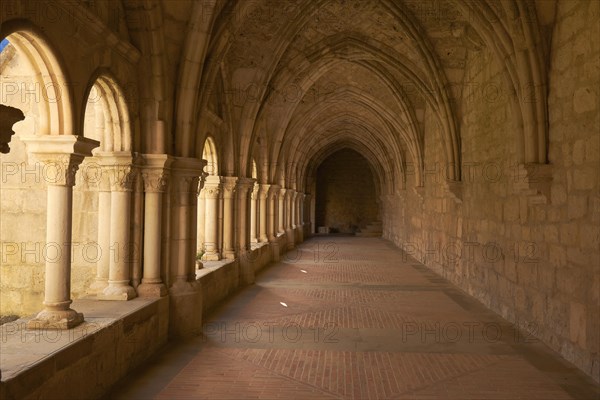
[[21, 135, 98, 329], [100, 158, 137, 300], [236, 178, 254, 252], [90, 186, 110, 293], [258, 184, 270, 242], [278, 188, 286, 234], [267, 185, 280, 242], [45, 185, 74, 308], [197, 190, 206, 253], [203, 176, 221, 260], [137, 156, 171, 297], [250, 184, 258, 243], [292, 191, 298, 228], [143, 192, 162, 282], [222, 177, 237, 259]]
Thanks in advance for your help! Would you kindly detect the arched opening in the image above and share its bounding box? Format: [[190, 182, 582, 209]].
[[198, 136, 222, 260], [315, 148, 379, 235], [78, 74, 136, 299], [203, 135, 219, 176], [0, 30, 76, 317], [249, 158, 259, 245], [82, 76, 131, 152]]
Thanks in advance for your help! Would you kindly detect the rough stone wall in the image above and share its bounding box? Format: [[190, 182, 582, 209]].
[[383, 0, 599, 381], [315, 149, 378, 233]]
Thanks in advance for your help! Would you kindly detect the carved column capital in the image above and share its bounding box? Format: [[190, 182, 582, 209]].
[[140, 154, 173, 193], [142, 170, 169, 192], [268, 184, 281, 200], [222, 176, 238, 199], [258, 183, 271, 199], [20, 135, 99, 187], [236, 177, 255, 196], [170, 157, 206, 194]]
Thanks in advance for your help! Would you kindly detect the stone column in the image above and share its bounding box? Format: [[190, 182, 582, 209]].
[[237, 178, 255, 284], [168, 157, 205, 337], [99, 153, 137, 300], [278, 188, 286, 235], [170, 158, 205, 286], [258, 184, 270, 242], [285, 190, 296, 249], [202, 175, 221, 260], [250, 183, 259, 244], [137, 154, 171, 297], [291, 191, 298, 229], [267, 185, 280, 242], [89, 164, 111, 294], [222, 177, 238, 259], [197, 189, 206, 253], [298, 193, 307, 226], [131, 167, 144, 288], [236, 178, 254, 252], [21, 135, 99, 329]]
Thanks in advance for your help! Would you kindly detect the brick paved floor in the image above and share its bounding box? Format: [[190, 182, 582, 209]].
[[108, 237, 600, 400]]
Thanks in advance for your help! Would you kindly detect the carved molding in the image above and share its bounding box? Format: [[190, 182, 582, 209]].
[[20, 135, 99, 187]]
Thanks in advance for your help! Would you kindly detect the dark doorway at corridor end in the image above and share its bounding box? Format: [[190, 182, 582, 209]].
[[315, 148, 378, 234]]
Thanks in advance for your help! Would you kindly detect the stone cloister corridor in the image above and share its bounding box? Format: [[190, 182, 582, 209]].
[[107, 236, 599, 400], [0, 0, 599, 399]]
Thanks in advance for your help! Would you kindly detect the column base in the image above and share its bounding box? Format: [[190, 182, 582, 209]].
[[26, 308, 84, 330], [88, 279, 108, 294], [137, 282, 168, 297], [98, 283, 137, 301], [202, 251, 221, 261], [223, 250, 236, 260]]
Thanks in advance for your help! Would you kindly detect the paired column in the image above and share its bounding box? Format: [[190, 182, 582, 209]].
[[21, 135, 99, 329], [202, 175, 222, 260], [236, 178, 254, 253], [267, 185, 280, 242], [137, 154, 171, 297], [277, 187, 286, 235], [169, 158, 205, 287], [197, 189, 206, 254], [298, 193, 307, 227], [291, 191, 298, 229], [250, 183, 259, 244], [222, 177, 237, 259], [89, 162, 111, 294], [258, 184, 270, 242], [99, 153, 137, 301]]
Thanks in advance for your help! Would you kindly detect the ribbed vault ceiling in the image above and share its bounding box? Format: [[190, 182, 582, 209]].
[[137, 0, 552, 196]]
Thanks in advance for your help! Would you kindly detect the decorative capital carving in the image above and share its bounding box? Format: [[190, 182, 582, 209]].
[[105, 164, 135, 191], [20, 135, 99, 187], [203, 184, 221, 199], [259, 184, 271, 199], [35, 154, 85, 186], [222, 177, 238, 199], [142, 170, 169, 192], [268, 184, 280, 200], [236, 177, 255, 195]]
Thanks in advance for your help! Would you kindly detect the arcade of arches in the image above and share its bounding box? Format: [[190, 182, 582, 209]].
[[0, 0, 598, 398]]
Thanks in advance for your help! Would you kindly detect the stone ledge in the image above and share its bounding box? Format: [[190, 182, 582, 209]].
[[0, 297, 169, 400]]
